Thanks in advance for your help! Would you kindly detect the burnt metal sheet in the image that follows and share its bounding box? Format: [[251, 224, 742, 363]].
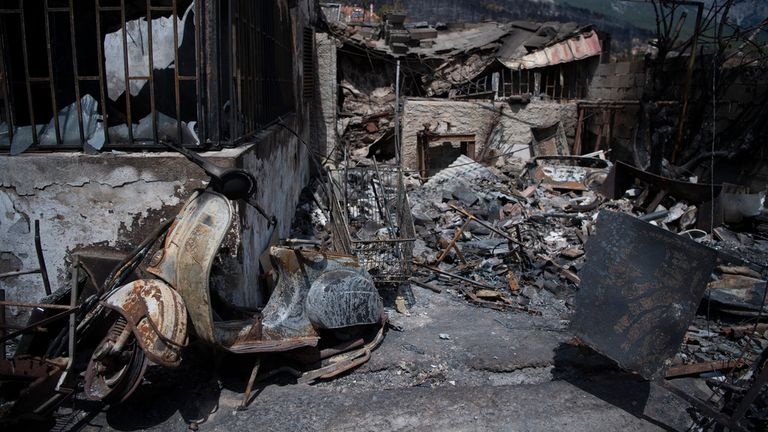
[[601, 161, 722, 202], [212, 248, 378, 354], [572, 210, 717, 380]]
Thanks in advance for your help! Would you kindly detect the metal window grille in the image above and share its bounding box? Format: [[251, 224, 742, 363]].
[[0, 0, 296, 153], [455, 61, 593, 101]]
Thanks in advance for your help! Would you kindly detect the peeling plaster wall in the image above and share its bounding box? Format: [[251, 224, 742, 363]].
[[0, 134, 310, 324], [401, 98, 578, 171], [0, 152, 214, 324]]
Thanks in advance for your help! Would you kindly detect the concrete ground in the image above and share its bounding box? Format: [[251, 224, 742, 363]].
[[59, 287, 695, 432]]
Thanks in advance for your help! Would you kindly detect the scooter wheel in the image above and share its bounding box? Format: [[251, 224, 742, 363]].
[[84, 315, 148, 403]]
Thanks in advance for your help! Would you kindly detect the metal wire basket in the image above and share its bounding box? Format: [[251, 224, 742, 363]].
[[329, 162, 415, 283]]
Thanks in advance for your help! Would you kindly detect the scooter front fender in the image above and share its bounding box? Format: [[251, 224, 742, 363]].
[[103, 279, 188, 367]]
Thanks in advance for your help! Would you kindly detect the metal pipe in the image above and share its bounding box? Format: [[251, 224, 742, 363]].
[[247, 0, 256, 134], [43, 1, 62, 145], [95, 0, 111, 146], [18, 2, 39, 144], [0, 23, 14, 143], [413, 262, 497, 291], [228, 0, 236, 144], [35, 220, 52, 296], [673, 1, 704, 163], [194, 0, 205, 144], [394, 59, 401, 164], [0, 308, 76, 345], [68, 0, 86, 146], [0, 269, 40, 279], [146, 0, 158, 144], [55, 256, 79, 393], [0, 301, 74, 311], [120, 0, 134, 143], [0, 290, 5, 359], [172, 0, 183, 143]]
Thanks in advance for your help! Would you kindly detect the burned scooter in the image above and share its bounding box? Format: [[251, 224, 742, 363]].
[[80, 144, 386, 404]]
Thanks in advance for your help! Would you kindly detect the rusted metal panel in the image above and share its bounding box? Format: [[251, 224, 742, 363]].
[[103, 279, 188, 367], [545, 40, 574, 65], [502, 31, 602, 70], [568, 31, 602, 60], [572, 210, 717, 380]]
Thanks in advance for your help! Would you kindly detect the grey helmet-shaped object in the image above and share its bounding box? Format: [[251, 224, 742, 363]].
[[305, 269, 383, 329]]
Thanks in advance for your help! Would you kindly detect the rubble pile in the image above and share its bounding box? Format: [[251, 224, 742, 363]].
[[402, 154, 768, 375], [337, 76, 397, 154], [405, 155, 589, 318], [291, 149, 768, 381]]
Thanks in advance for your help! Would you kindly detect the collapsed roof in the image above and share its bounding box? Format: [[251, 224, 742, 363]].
[[328, 17, 600, 65], [325, 12, 603, 95]]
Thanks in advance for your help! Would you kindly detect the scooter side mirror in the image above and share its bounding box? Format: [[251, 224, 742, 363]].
[[212, 169, 256, 201], [161, 141, 274, 226]]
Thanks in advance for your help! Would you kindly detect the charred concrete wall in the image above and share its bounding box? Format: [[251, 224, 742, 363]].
[[239, 117, 310, 307], [490, 101, 578, 160], [401, 98, 578, 172], [0, 127, 309, 325], [0, 152, 209, 324], [587, 61, 646, 100], [401, 98, 496, 171]]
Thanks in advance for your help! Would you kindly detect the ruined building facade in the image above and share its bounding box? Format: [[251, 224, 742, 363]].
[[0, 0, 319, 325]]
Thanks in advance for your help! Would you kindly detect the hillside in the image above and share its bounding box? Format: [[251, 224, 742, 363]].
[[372, 0, 654, 50], [373, 0, 768, 52]]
